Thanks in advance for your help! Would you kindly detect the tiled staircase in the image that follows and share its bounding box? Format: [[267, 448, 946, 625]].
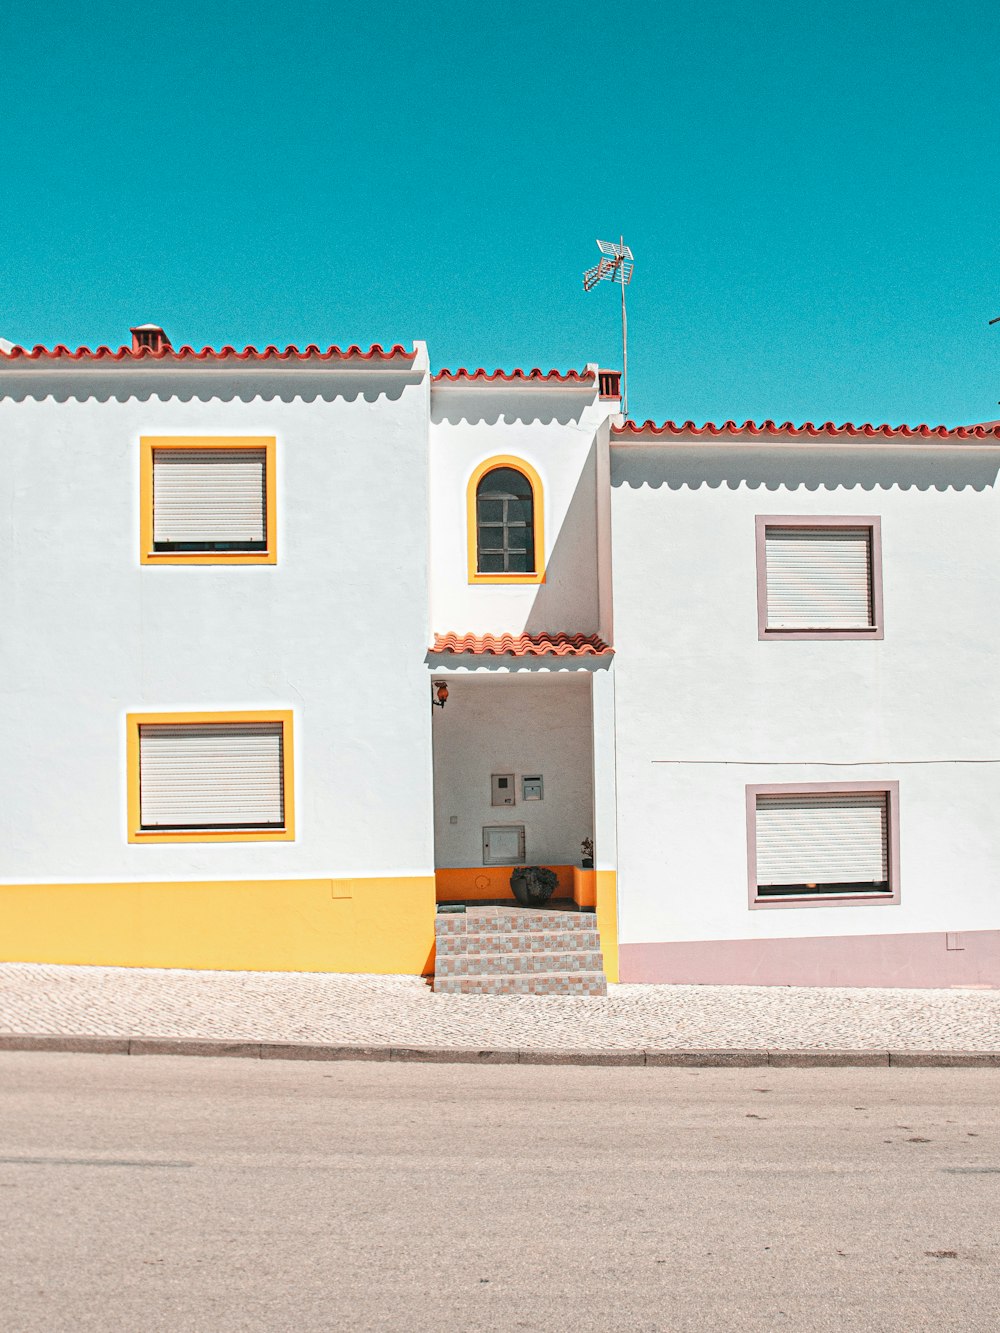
[[433, 906, 608, 996]]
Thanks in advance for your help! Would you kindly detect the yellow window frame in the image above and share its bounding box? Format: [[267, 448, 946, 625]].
[[466, 455, 546, 585], [127, 709, 295, 844], [140, 436, 277, 566]]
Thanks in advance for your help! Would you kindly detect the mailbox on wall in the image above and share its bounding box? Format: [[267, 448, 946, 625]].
[[522, 775, 544, 802], [491, 774, 515, 806]]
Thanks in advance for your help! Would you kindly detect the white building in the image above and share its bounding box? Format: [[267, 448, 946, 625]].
[[1, 326, 997, 987]]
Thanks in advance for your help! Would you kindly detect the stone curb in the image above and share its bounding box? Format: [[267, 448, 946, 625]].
[[1, 1034, 999, 1068]]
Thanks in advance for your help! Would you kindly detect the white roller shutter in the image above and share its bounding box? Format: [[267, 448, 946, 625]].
[[765, 527, 873, 629], [152, 449, 267, 546], [139, 723, 284, 829], [756, 792, 889, 892]]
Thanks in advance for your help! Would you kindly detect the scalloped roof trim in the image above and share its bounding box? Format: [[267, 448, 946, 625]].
[[0, 343, 416, 364], [432, 368, 596, 385], [613, 419, 1000, 441], [431, 632, 612, 657]]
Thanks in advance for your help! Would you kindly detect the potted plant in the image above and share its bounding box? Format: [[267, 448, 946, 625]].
[[581, 837, 594, 870], [509, 865, 559, 907]]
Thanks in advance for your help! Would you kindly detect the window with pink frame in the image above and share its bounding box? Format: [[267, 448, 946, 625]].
[[756, 516, 884, 641], [746, 782, 900, 909]]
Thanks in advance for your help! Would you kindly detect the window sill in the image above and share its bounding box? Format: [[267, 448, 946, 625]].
[[760, 625, 882, 641], [129, 827, 293, 844], [141, 550, 276, 566], [468, 571, 545, 586], [751, 891, 897, 910]]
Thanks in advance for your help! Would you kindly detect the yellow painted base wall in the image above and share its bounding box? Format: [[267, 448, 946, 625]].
[[0, 877, 437, 976], [595, 870, 619, 983], [435, 865, 576, 902]]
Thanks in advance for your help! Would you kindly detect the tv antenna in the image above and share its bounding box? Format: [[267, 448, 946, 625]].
[[583, 237, 634, 415]]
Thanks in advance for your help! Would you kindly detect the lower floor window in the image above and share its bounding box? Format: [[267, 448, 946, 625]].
[[128, 711, 294, 842], [748, 784, 899, 906]]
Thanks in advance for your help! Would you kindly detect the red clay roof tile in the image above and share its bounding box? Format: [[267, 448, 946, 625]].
[[432, 368, 596, 385], [614, 419, 1000, 441], [431, 632, 612, 657], [0, 343, 416, 365]]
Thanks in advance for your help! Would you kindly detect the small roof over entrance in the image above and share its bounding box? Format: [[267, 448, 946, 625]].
[[431, 632, 612, 657]]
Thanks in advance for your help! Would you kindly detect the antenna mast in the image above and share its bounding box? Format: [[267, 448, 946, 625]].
[[583, 237, 634, 415]]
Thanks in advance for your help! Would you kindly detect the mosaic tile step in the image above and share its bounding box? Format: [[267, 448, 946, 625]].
[[454, 908, 598, 932], [432, 972, 609, 997], [433, 915, 469, 936], [434, 930, 602, 957], [433, 907, 606, 995], [434, 950, 605, 978]]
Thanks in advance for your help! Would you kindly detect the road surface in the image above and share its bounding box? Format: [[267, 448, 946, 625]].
[[0, 1053, 997, 1331]]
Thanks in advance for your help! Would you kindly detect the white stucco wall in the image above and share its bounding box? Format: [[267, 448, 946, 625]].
[[610, 439, 1000, 943], [429, 386, 610, 637], [0, 362, 435, 882], [430, 672, 594, 869]]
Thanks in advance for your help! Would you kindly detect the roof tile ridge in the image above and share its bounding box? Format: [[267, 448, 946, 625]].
[[610, 417, 993, 440], [432, 367, 595, 383], [1, 342, 416, 363]]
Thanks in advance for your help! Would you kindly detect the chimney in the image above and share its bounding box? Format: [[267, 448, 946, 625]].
[[598, 369, 622, 399], [130, 324, 172, 354]]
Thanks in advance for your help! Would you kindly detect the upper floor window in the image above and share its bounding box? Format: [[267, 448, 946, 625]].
[[140, 437, 277, 566], [756, 515, 883, 640], [466, 457, 545, 585], [476, 467, 535, 574]]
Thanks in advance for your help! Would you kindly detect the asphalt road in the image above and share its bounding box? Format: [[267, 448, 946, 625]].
[[0, 1054, 997, 1332]]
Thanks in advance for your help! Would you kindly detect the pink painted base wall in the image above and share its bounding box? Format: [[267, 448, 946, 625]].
[[620, 929, 1000, 989]]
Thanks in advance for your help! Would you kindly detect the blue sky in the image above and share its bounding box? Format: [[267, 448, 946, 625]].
[[2, 2, 998, 424]]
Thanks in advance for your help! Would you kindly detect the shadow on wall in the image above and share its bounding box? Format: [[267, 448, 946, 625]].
[[523, 438, 601, 637], [612, 446, 1000, 494], [424, 653, 612, 676], [0, 371, 422, 406], [432, 390, 594, 429]]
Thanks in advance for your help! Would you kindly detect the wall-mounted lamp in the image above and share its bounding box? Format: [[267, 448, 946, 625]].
[[432, 681, 449, 710]]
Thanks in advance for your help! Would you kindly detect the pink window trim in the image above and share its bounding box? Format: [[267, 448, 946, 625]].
[[755, 514, 884, 641], [745, 780, 901, 911]]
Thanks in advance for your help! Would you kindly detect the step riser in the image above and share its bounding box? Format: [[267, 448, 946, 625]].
[[435, 931, 601, 957], [442, 911, 597, 932], [435, 951, 605, 978], [433, 974, 608, 996]]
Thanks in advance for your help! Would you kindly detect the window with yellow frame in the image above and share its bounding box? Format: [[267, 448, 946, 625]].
[[126, 710, 294, 844], [140, 437, 277, 565], [466, 456, 545, 585]]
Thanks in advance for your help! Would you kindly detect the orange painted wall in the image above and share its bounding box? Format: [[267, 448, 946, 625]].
[[435, 865, 575, 902]]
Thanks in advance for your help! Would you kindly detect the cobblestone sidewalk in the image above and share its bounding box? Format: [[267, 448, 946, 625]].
[[1, 963, 998, 1052]]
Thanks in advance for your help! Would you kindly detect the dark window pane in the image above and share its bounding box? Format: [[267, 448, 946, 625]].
[[757, 881, 891, 898], [477, 467, 532, 500], [475, 466, 536, 574], [153, 540, 267, 552]]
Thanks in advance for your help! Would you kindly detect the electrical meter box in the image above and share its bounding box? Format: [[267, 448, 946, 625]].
[[483, 825, 525, 865], [491, 774, 515, 806], [522, 775, 544, 802]]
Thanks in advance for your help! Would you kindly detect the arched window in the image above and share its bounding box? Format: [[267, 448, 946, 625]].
[[476, 466, 535, 574]]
